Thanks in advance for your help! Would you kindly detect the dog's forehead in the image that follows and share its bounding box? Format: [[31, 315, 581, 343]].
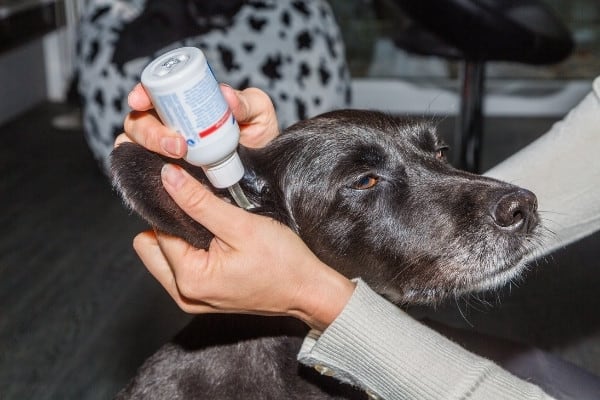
[[270, 110, 444, 184], [297, 110, 440, 156]]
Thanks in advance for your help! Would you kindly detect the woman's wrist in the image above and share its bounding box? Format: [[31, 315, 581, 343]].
[[289, 260, 356, 331]]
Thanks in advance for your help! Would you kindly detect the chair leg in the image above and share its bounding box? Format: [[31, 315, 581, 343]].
[[455, 60, 485, 172]]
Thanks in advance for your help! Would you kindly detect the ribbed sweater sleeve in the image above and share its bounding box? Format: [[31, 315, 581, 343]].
[[298, 279, 554, 400]]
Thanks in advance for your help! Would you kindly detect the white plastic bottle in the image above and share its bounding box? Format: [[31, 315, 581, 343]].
[[141, 46, 253, 209], [141, 46, 244, 190]]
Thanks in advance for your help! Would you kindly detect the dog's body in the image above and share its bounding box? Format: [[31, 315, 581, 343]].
[[111, 110, 539, 399]]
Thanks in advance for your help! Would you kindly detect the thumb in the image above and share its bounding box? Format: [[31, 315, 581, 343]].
[[160, 163, 251, 243], [220, 84, 278, 148], [128, 83, 154, 111]]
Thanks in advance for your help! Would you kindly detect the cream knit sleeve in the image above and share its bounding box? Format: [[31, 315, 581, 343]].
[[298, 279, 554, 400]]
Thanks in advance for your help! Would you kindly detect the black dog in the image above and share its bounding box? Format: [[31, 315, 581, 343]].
[[110, 110, 539, 399]]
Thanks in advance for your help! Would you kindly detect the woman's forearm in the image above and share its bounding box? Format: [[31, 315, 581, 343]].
[[298, 280, 554, 400]]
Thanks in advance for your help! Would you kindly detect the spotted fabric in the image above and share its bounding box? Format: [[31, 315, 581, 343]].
[[76, 0, 351, 174]]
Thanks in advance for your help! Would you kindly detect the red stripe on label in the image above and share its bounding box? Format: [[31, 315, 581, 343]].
[[198, 110, 232, 138]]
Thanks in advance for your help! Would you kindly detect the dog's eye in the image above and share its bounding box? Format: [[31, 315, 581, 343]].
[[435, 146, 449, 161], [352, 175, 379, 190]]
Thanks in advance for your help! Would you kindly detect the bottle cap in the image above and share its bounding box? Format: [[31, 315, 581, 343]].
[[141, 47, 206, 94], [203, 152, 245, 189]]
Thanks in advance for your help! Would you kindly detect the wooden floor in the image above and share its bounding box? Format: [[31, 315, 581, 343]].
[[1, 102, 599, 399]]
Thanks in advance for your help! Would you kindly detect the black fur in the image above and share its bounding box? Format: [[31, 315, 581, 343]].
[[110, 110, 539, 399]]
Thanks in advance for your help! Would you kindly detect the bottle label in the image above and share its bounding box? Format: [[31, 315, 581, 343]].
[[155, 71, 229, 147]]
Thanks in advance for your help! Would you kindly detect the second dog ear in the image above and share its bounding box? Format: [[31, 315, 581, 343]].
[[238, 146, 298, 232]]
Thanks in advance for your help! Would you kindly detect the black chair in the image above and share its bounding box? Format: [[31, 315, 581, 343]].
[[391, 0, 573, 172]]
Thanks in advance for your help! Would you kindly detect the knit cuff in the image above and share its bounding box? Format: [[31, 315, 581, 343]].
[[298, 279, 552, 400]]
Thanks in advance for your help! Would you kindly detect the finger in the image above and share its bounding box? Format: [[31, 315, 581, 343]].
[[133, 231, 181, 302], [123, 110, 187, 158], [224, 86, 271, 124], [153, 230, 214, 303], [220, 85, 279, 148], [114, 133, 132, 148], [220, 84, 243, 117], [160, 163, 252, 244], [135, 231, 213, 313], [127, 83, 154, 111]]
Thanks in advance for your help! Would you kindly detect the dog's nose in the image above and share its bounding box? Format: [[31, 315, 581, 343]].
[[492, 188, 538, 232]]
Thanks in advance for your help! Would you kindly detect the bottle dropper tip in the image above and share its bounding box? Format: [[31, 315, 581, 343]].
[[227, 182, 255, 210]]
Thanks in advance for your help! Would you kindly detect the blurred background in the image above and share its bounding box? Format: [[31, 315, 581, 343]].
[[1, 0, 599, 398]]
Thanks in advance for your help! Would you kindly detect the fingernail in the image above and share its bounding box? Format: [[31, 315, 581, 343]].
[[127, 88, 141, 108], [160, 136, 183, 157], [161, 163, 185, 189]]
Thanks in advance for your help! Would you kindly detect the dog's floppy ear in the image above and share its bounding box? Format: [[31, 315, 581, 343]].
[[110, 142, 222, 249], [109, 142, 290, 249]]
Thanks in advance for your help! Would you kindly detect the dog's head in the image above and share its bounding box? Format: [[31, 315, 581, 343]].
[[111, 110, 539, 305]]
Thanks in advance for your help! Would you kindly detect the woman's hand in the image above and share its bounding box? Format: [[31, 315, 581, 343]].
[[133, 163, 356, 331], [116, 83, 279, 156], [118, 81, 355, 330]]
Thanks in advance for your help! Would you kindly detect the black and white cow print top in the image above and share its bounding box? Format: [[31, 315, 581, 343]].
[[76, 0, 352, 174]]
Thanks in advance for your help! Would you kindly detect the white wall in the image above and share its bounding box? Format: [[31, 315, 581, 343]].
[[0, 0, 80, 125], [44, 0, 80, 101], [43, 26, 76, 101], [351, 78, 591, 117], [0, 39, 47, 126]]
